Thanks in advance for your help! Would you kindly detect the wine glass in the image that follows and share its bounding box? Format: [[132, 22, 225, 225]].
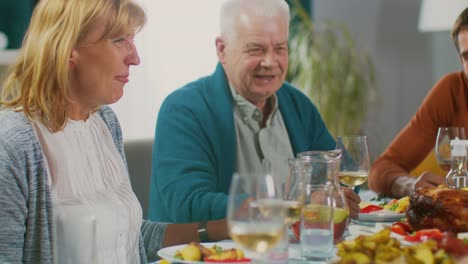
[[336, 135, 370, 190], [227, 172, 287, 263], [435, 127, 465, 172]]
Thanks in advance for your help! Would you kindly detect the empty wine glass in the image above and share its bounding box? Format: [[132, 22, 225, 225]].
[[435, 127, 466, 172], [227, 172, 287, 263], [336, 135, 370, 190]]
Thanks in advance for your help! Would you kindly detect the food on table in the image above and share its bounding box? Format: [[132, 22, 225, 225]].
[[335, 229, 457, 263], [179, 244, 202, 261], [403, 229, 444, 242], [437, 232, 468, 258], [390, 220, 413, 236], [173, 242, 248, 262], [406, 185, 468, 233], [204, 249, 246, 262], [383, 196, 410, 213], [359, 204, 383, 213], [358, 195, 409, 215], [159, 259, 171, 264], [389, 222, 468, 259]]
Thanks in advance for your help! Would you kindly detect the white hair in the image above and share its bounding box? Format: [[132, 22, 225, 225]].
[[219, 0, 290, 41]]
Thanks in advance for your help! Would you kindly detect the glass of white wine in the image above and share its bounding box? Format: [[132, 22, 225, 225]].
[[335, 135, 370, 190], [435, 127, 466, 172], [227, 172, 287, 263]]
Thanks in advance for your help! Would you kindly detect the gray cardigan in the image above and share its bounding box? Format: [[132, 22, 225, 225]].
[[0, 106, 166, 263]]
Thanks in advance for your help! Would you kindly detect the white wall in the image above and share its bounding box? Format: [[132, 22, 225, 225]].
[[111, 1, 222, 140]]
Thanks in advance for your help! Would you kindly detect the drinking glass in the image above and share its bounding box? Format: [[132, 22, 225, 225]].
[[227, 172, 287, 263], [293, 152, 349, 244], [53, 205, 97, 264], [300, 184, 335, 261], [335, 135, 370, 190], [435, 127, 466, 172]]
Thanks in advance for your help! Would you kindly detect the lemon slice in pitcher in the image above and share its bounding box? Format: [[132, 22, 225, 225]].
[[334, 207, 349, 224]]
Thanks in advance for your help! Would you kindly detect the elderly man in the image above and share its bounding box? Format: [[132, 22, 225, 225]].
[[149, 0, 361, 227]]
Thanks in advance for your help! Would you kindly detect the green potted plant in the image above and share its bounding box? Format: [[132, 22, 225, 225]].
[[287, 0, 377, 137]]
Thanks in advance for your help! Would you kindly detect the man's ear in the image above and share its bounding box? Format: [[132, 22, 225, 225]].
[[215, 37, 227, 64]]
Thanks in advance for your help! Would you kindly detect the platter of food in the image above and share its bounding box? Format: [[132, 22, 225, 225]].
[[335, 228, 466, 263], [158, 242, 250, 264], [405, 185, 468, 233], [357, 195, 409, 222], [357, 211, 405, 222]]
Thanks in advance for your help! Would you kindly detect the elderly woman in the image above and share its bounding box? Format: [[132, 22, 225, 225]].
[[0, 0, 228, 263]]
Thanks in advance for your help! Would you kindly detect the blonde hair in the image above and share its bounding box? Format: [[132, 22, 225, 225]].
[[219, 0, 290, 42], [0, 0, 146, 132]]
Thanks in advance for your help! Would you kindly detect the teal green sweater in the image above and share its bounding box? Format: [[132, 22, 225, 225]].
[[149, 64, 335, 223]]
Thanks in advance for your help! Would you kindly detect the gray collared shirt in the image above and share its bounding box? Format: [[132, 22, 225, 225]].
[[230, 86, 294, 187]]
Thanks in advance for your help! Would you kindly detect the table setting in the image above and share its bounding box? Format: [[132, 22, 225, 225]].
[[155, 135, 468, 264], [155, 186, 468, 263]]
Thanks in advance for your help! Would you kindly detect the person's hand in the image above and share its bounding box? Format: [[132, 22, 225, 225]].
[[391, 173, 444, 198], [343, 188, 361, 219], [413, 172, 445, 190]]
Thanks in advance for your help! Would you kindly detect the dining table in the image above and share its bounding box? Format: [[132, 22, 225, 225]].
[[153, 189, 402, 264]]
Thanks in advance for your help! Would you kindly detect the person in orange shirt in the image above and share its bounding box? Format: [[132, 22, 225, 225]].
[[369, 7, 468, 198]]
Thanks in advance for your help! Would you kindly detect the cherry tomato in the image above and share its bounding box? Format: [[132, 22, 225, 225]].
[[360, 205, 383, 213], [390, 224, 408, 236], [392, 221, 413, 234], [403, 228, 443, 242], [404, 234, 422, 242], [413, 229, 443, 241]]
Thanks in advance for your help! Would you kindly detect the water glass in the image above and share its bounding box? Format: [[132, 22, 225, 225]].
[[300, 184, 335, 261], [53, 206, 97, 264]]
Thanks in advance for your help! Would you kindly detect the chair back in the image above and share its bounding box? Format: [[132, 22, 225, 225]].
[[123, 138, 153, 219]]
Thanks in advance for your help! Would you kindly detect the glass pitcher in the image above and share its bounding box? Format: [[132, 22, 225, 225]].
[[296, 151, 350, 244]]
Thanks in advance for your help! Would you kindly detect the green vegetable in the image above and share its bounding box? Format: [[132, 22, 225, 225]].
[[213, 244, 223, 254]]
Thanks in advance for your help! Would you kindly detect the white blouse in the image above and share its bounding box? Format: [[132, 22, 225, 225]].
[[33, 112, 142, 264]]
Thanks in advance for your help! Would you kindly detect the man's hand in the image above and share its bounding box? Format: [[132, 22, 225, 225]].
[[391, 172, 444, 198], [343, 188, 361, 219], [413, 172, 445, 190]]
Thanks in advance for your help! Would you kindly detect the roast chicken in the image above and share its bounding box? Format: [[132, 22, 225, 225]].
[[406, 185, 468, 233]]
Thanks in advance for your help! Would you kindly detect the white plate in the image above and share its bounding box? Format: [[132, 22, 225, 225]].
[[358, 212, 405, 222], [157, 241, 249, 264]]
